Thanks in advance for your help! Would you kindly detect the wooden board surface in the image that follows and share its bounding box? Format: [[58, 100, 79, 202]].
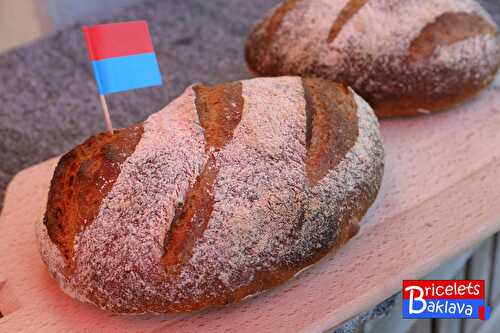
[[1, 76, 500, 332]]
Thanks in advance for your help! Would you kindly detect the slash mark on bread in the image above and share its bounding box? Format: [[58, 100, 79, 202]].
[[327, 0, 369, 43], [44, 125, 144, 275], [193, 82, 244, 149], [161, 155, 218, 275], [244, 0, 300, 76], [265, 0, 301, 40], [161, 82, 244, 273], [302, 78, 359, 186], [408, 12, 497, 62]]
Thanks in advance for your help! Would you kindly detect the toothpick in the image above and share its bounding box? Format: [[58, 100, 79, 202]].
[[99, 94, 113, 135]]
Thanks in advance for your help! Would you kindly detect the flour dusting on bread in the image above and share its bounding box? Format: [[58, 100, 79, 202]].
[[246, 0, 499, 117], [38, 77, 384, 313]]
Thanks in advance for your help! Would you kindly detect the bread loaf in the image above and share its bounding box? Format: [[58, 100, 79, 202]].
[[245, 0, 500, 117], [37, 77, 384, 313]]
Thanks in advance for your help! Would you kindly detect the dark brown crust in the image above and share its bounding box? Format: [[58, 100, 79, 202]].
[[192, 82, 244, 149], [246, 6, 499, 117], [408, 12, 497, 62], [375, 12, 499, 117], [161, 82, 244, 273], [40, 79, 383, 315], [369, 12, 499, 117], [161, 155, 217, 275], [168, 185, 370, 313], [44, 125, 143, 274], [327, 0, 369, 43], [372, 73, 497, 117], [302, 78, 359, 185], [266, 0, 300, 40], [156, 79, 367, 313], [245, 0, 300, 76]]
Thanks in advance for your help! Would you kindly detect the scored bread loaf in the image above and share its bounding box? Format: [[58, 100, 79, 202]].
[[37, 76, 384, 314], [245, 0, 500, 117]]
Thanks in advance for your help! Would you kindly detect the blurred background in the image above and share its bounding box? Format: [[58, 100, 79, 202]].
[[1, 0, 499, 53], [0, 0, 139, 53], [0, 1, 499, 333], [0, 0, 498, 202]]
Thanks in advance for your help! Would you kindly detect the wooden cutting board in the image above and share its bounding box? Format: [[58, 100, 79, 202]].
[[1, 76, 500, 332]]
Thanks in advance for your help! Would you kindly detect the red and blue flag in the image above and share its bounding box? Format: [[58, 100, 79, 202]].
[[83, 20, 162, 95]]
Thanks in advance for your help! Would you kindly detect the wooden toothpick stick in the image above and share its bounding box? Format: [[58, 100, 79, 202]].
[[99, 94, 114, 135]]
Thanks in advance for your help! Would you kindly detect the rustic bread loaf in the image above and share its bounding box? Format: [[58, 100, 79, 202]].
[[245, 0, 500, 117], [37, 77, 384, 314]]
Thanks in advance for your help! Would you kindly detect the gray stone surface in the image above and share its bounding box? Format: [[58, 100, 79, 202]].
[[0, 0, 498, 331], [482, 0, 500, 24], [0, 0, 280, 208], [46, 0, 142, 30], [1, 0, 498, 210]]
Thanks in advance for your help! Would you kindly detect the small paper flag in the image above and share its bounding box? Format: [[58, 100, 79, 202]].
[[83, 20, 162, 95]]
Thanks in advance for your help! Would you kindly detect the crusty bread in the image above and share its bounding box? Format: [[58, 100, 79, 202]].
[[37, 77, 384, 314], [245, 0, 500, 117]]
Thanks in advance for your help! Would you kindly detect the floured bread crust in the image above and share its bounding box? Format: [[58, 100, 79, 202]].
[[37, 77, 384, 313], [245, 0, 500, 117]]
